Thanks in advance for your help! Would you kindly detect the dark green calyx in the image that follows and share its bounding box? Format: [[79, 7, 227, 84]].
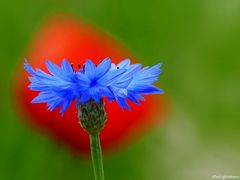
[[77, 98, 107, 134]]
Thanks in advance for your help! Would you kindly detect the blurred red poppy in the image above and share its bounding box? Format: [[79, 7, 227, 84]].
[[13, 14, 167, 155]]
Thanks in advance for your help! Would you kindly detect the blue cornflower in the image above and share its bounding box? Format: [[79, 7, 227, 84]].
[[24, 57, 163, 115]]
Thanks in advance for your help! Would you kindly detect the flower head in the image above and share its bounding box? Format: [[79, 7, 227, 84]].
[[24, 58, 163, 115]]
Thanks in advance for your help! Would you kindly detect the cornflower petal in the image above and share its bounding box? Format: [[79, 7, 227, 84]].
[[60, 100, 71, 115], [85, 59, 96, 80], [24, 61, 36, 76], [117, 59, 130, 68], [129, 63, 162, 86], [97, 69, 126, 86], [61, 59, 74, 74], [81, 94, 91, 103], [128, 84, 163, 94], [95, 57, 111, 78], [46, 60, 66, 80]]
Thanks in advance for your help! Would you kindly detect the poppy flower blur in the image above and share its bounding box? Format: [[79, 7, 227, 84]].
[[13, 14, 167, 155]]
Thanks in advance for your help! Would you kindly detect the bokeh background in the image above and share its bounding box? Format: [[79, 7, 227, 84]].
[[1, 0, 240, 179]]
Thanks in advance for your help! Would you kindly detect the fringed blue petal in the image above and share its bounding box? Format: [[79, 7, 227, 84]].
[[117, 59, 130, 68], [96, 57, 111, 78], [24, 62, 35, 76], [128, 85, 164, 95], [61, 59, 74, 74], [98, 69, 126, 86], [85, 59, 96, 80]]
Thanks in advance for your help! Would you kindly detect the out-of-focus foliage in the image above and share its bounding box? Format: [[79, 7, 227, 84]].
[[0, 0, 240, 179]]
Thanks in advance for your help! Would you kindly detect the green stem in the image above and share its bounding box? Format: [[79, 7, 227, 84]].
[[90, 133, 104, 180]]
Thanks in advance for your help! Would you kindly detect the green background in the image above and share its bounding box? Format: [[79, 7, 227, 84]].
[[0, 0, 240, 179]]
